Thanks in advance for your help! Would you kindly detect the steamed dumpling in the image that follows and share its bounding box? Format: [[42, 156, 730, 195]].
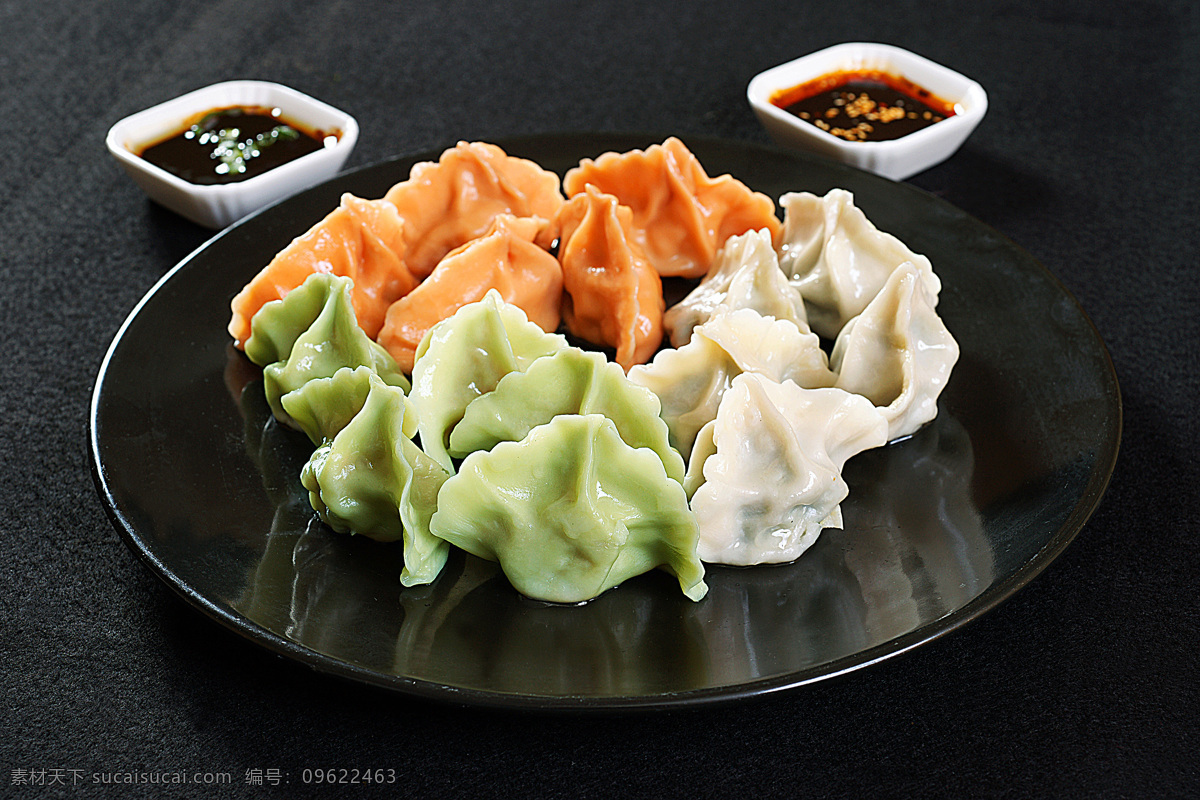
[[627, 334, 735, 461], [280, 364, 416, 447], [376, 214, 563, 372], [697, 309, 835, 388], [682, 419, 717, 500], [563, 137, 781, 279], [690, 373, 888, 566], [449, 347, 686, 484], [553, 185, 664, 369], [384, 141, 565, 279], [429, 414, 707, 604], [663, 228, 809, 347], [229, 193, 419, 347], [243, 272, 410, 431], [408, 290, 568, 472], [300, 374, 450, 586], [628, 307, 835, 459], [777, 188, 939, 339], [830, 261, 960, 441]]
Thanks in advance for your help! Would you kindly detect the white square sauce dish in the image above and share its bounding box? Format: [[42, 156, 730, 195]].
[[748, 43, 987, 181], [106, 80, 358, 229]]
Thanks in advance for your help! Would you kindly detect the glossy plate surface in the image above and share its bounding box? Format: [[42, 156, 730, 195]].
[[90, 133, 1121, 710]]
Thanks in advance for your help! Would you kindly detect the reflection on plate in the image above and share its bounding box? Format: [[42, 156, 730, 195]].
[[89, 133, 1121, 710]]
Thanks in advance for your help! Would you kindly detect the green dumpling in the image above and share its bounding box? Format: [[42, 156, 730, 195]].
[[280, 365, 418, 446], [449, 348, 686, 485], [429, 414, 708, 604], [245, 273, 410, 430], [409, 289, 567, 473], [243, 272, 336, 367], [300, 374, 450, 587]]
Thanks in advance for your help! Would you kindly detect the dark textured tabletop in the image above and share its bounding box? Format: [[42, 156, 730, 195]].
[[3, 1, 1197, 797]]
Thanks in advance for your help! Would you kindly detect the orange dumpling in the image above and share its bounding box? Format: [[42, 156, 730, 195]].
[[383, 141, 566, 280], [228, 193, 418, 347], [554, 185, 664, 369], [562, 137, 781, 279], [377, 215, 563, 373]]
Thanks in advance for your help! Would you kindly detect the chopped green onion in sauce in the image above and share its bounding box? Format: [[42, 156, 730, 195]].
[[138, 106, 334, 185]]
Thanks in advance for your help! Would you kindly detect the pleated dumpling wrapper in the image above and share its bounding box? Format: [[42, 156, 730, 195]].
[[384, 141, 565, 279], [448, 347, 686, 485], [409, 289, 568, 473], [376, 215, 563, 373], [243, 272, 410, 433], [563, 137, 781, 279], [430, 414, 707, 604], [230, 194, 418, 347], [663, 227, 809, 347], [301, 373, 450, 587], [628, 307, 836, 460], [831, 261, 960, 442], [280, 365, 417, 449], [689, 373, 888, 566], [552, 184, 664, 369], [777, 188, 940, 340]]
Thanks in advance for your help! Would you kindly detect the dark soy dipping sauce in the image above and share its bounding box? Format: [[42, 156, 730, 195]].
[[138, 106, 332, 185], [772, 70, 956, 142]]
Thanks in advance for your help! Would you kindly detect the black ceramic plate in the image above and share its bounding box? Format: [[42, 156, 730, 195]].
[[90, 133, 1121, 710]]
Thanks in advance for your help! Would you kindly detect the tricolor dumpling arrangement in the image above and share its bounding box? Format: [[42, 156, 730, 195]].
[[231, 138, 959, 604]]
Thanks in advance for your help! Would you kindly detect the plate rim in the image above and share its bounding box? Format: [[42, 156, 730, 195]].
[[89, 131, 1123, 712]]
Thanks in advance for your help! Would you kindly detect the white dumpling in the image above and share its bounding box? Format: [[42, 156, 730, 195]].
[[777, 189, 940, 339], [690, 373, 888, 566], [830, 261, 960, 442], [698, 308, 836, 390], [627, 334, 737, 460], [627, 307, 834, 459], [663, 229, 809, 347], [682, 419, 716, 500]]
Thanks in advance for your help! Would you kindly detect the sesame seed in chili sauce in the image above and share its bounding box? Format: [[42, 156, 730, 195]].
[[770, 70, 956, 142]]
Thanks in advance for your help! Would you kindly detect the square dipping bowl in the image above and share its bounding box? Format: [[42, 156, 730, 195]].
[[748, 43, 987, 181], [106, 80, 358, 229]]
